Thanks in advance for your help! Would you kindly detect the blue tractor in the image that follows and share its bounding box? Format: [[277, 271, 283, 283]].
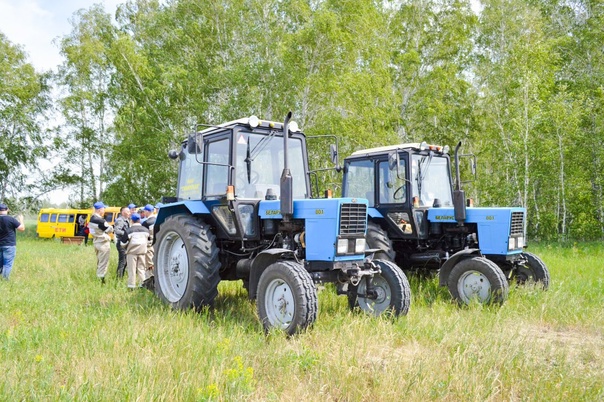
[[152, 113, 411, 334], [341, 142, 550, 305]]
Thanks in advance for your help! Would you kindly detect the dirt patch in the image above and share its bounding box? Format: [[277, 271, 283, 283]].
[[519, 324, 604, 367]]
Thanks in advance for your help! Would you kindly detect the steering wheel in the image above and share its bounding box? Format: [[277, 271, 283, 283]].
[[238, 170, 260, 185], [393, 185, 405, 200]]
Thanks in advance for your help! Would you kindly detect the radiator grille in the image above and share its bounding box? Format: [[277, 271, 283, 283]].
[[340, 203, 367, 235], [510, 212, 525, 235]]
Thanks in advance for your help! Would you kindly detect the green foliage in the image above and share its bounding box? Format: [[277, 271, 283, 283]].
[[0, 32, 50, 203]]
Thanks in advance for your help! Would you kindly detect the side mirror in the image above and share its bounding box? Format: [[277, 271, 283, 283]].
[[330, 143, 342, 172], [388, 151, 402, 180], [388, 151, 399, 171], [330, 144, 338, 164]]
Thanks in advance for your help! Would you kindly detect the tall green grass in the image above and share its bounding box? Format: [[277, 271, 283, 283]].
[[1, 226, 603, 400]]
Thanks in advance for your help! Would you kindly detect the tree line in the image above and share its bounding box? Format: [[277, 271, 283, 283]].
[[1, 0, 603, 241]]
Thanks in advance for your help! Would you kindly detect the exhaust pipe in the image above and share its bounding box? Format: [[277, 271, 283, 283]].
[[453, 141, 466, 224], [280, 111, 294, 222]]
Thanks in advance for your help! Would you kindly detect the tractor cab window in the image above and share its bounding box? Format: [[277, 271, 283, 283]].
[[378, 160, 407, 204], [205, 138, 231, 196], [234, 131, 307, 199], [411, 154, 453, 207], [177, 141, 204, 200], [342, 159, 375, 207]]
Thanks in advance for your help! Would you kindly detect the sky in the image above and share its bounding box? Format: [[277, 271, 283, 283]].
[[0, 0, 122, 73], [1, 0, 123, 205]]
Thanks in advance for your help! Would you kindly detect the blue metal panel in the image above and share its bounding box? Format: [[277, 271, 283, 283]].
[[258, 197, 369, 262], [427, 206, 525, 255]]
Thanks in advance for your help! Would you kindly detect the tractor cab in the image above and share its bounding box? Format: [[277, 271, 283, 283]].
[[342, 142, 454, 240], [173, 116, 311, 202]]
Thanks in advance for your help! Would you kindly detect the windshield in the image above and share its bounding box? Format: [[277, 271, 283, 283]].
[[235, 131, 308, 199], [411, 154, 453, 207], [342, 159, 375, 206]]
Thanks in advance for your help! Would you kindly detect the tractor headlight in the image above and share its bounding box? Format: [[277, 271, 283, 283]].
[[248, 115, 259, 128], [289, 121, 300, 133], [355, 238, 366, 254], [337, 238, 349, 254], [508, 237, 523, 250]]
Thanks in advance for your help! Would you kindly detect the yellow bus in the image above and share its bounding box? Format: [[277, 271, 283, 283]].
[[36, 207, 120, 239]]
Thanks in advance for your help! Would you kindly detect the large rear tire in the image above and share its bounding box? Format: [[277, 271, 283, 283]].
[[154, 214, 221, 310], [366, 221, 395, 261], [448, 257, 508, 305], [348, 259, 411, 316], [514, 252, 550, 289], [257, 260, 318, 335]]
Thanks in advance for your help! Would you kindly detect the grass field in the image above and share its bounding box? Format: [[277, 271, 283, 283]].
[[1, 223, 603, 400]]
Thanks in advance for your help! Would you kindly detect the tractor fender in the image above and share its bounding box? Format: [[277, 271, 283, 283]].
[[154, 201, 211, 240], [438, 248, 482, 286], [248, 248, 296, 300]]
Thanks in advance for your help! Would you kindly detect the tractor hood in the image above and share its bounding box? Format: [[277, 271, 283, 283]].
[[427, 206, 526, 256]]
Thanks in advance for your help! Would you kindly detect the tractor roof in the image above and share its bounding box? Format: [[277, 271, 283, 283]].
[[195, 116, 296, 135], [350, 143, 423, 156]]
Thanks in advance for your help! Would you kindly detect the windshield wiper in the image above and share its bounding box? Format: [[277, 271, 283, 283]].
[[245, 140, 252, 183], [249, 130, 277, 162]]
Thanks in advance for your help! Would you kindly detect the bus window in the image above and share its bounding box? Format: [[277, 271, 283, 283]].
[[50, 214, 57, 223], [58, 214, 69, 223], [40, 213, 49, 223]]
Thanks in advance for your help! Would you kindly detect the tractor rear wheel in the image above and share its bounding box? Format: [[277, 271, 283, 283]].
[[366, 221, 395, 261], [154, 214, 221, 310], [257, 260, 318, 335], [514, 252, 550, 289], [448, 257, 508, 305], [348, 259, 411, 316]]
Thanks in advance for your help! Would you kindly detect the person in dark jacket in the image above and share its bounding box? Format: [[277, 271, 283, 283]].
[[0, 203, 25, 280], [120, 213, 149, 289], [113, 206, 130, 278]]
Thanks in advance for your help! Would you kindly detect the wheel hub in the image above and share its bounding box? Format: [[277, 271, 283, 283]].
[[157, 231, 189, 303], [357, 276, 391, 315], [458, 270, 491, 303], [265, 279, 294, 328]]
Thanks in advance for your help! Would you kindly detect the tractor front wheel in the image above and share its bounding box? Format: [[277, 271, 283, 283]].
[[448, 257, 508, 305], [154, 214, 221, 310], [257, 260, 318, 335], [348, 259, 411, 316], [514, 252, 550, 289]]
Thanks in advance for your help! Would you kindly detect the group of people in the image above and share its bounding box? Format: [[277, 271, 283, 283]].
[[91, 202, 160, 289]]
